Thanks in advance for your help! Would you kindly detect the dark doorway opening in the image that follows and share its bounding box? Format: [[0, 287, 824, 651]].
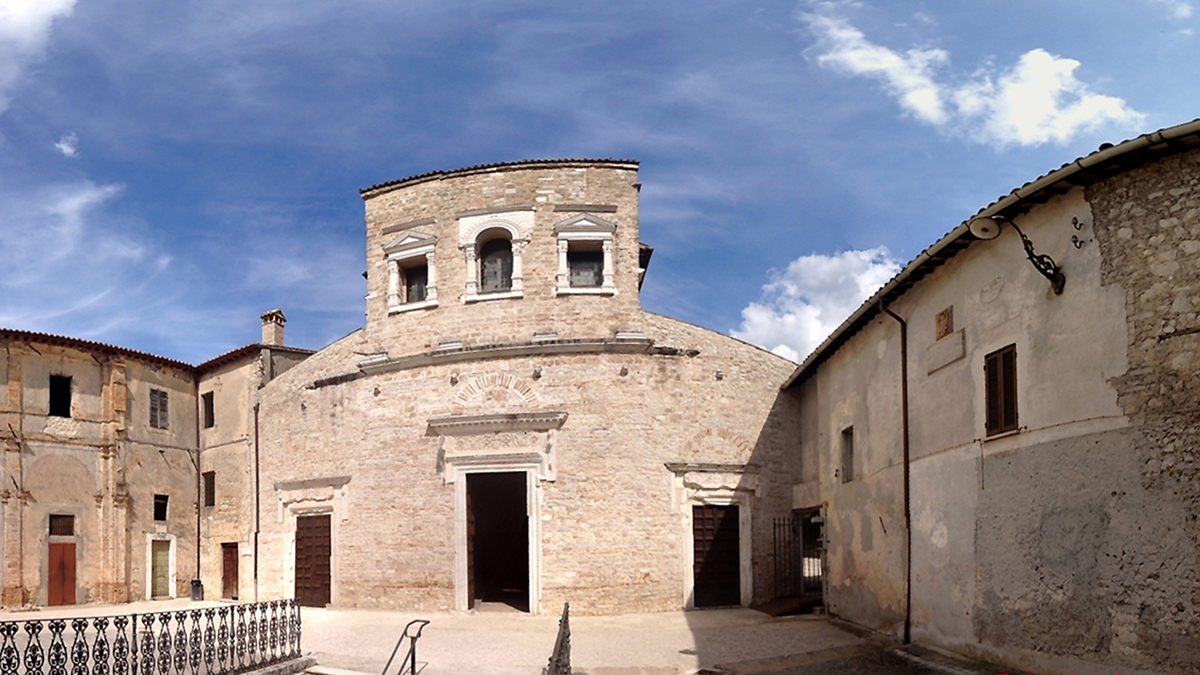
[[693, 504, 740, 608], [466, 472, 528, 612], [295, 514, 331, 607]]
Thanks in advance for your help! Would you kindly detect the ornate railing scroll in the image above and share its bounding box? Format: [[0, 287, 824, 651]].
[[0, 600, 300, 675]]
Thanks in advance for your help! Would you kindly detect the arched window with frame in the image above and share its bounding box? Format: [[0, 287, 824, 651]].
[[478, 233, 513, 293]]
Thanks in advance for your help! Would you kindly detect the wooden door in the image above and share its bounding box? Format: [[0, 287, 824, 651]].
[[221, 543, 239, 599], [693, 505, 741, 607], [48, 543, 75, 606], [295, 514, 331, 607], [151, 540, 171, 597]]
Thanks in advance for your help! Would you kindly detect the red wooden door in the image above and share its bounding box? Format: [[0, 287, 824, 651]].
[[48, 543, 75, 606], [295, 515, 331, 606], [221, 543, 239, 599]]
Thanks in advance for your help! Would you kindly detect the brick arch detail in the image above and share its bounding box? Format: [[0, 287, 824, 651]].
[[452, 373, 537, 409]]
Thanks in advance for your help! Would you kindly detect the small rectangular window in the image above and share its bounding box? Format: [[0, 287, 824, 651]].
[[403, 263, 428, 303], [568, 246, 604, 287], [149, 389, 169, 429], [841, 426, 854, 483], [49, 514, 74, 536], [49, 375, 72, 418], [985, 344, 1018, 436], [202, 392, 215, 429], [153, 494, 168, 521], [203, 471, 216, 508]]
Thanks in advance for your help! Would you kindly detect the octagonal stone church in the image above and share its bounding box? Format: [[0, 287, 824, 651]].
[[235, 160, 801, 614]]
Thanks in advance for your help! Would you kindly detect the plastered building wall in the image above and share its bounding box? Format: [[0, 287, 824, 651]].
[[250, 162, 801, 614], [0, 337, 199, 606], [798, 155, 1199, 674]]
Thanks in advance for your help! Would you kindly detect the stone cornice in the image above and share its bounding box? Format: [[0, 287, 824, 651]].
[[427, 411, 568, 436]]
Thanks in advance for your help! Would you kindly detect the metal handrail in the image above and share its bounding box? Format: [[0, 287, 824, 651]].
[[380, 619, 429, 675]]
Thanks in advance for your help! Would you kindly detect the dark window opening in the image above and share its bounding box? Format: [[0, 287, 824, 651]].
[[403, 263, 428, 303], [49, 514, 74, 537], [49, 375, 72, 418], [153, 494, 168, 521], [202, 392, 215, 429], [568, 245, 604, 288], [985, 344, 1018, 436], [479, 236, 513, 293], [841, 426, 854, 483], [149, 389, 169, 429], [203, 471, 216, 507]]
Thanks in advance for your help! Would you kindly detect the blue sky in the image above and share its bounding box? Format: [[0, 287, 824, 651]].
[[0, 0, 1195, 364]]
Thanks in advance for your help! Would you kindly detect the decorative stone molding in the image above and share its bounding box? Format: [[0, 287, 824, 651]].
[[383, 231, 438, 313], [452, 373, 537, 410], [552, 213, 617, 296], [428, 411, 567, 485], [666, 462, 758, 609], [275, 475, 351, 523]]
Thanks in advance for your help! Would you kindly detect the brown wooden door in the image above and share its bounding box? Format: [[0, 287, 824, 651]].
[[48, 543, 75, 606], [693, 505, 741, 607], [221, 543, 239, 599], [295, 515, 331, 607], [151, 540, 171, 597]]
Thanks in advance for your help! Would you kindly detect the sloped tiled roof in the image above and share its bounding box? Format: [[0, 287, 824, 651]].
[[782, 117, 1200, 389], [360, 158, 640, 198]]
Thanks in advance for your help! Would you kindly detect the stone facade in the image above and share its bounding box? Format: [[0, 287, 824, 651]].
[[787, 130, 1200, 675], [250, 160, 801, 615], [0, 332, 199, 605]]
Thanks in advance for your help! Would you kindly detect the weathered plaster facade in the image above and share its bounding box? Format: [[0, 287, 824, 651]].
[[0, 333, 199, 605], [787, 125, 1200, 675]]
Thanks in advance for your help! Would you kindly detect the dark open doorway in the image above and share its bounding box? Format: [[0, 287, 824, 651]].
[[693, 504, 741, 608], [467, 472, 529, 612]]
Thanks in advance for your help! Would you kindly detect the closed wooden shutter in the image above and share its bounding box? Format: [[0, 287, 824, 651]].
[[150, 389, 169, 429], [985, 345, 1018, 436]]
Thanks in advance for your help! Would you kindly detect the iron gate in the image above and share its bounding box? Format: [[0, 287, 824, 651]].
[[773, 511, 823, 600]]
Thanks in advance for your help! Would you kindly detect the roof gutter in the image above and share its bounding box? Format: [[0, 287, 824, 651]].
[[781, 117, 1200, 390]]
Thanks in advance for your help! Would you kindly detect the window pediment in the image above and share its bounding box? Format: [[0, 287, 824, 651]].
[[553, 213, 617, 237], [383, 231, 437, 256]]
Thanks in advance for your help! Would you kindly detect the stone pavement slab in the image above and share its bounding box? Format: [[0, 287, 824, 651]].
[[300, 607, 867, 675]]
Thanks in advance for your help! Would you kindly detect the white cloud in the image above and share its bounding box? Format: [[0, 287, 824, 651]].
[[1150, 0, 1193, 19], [54, 131, 78, 157], [801, 6, 1145, 147], [732, 248, 901, 362], [806, 12, 950, 125], [0, 0, 76, 114]]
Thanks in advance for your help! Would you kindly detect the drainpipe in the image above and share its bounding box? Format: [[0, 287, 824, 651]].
[[194, 378, 203, 600], [880, 301, 912, 645], [253, 402, 260, 602]]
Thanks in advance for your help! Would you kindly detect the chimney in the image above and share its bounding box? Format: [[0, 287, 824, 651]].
[[260, 309, 286, 346]]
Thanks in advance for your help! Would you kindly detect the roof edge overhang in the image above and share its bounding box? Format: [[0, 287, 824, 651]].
[[361, 158, 641, 200], [782, 117, 1200, 390]]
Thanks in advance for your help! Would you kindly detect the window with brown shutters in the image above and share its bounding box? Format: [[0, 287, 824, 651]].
[[985, 344, 1018, 436], [149, 389, 169, 429]]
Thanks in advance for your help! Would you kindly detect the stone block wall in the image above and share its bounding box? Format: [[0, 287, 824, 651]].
[[252, 314, 799, 614], [361, 162, 645, 355], [1088, 146, 1200, 673]]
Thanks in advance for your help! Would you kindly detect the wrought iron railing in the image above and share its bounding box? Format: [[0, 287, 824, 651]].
[[773, 515, 823, 600], [543, 603, 570, 675], [379, 619, 428, 675], [0, 600, 302, 675]]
